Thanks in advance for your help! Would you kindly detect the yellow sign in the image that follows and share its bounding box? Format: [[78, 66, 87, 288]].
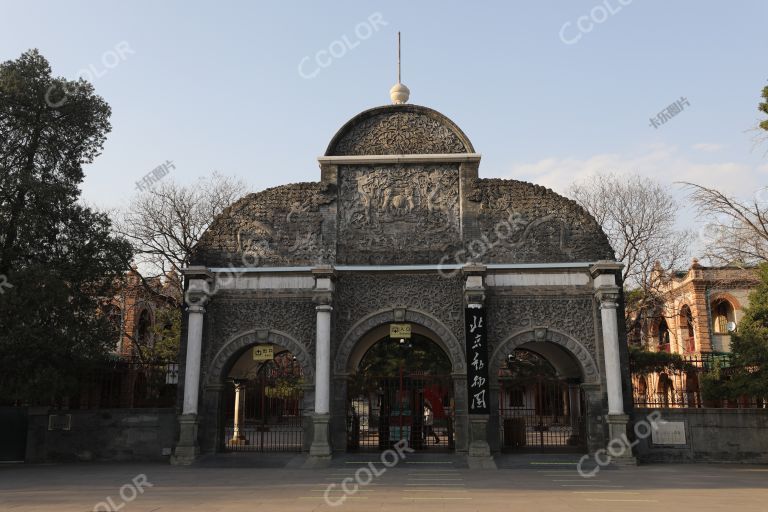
[[390, 323, 411, 339], [252, 345, 274, 361]]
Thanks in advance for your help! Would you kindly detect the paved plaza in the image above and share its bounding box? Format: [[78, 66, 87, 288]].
[[2, 458, 767, 512]]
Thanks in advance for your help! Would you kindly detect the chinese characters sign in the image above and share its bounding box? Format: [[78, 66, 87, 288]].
[[252, 345, 274, 361], [465, 306, 490, 414], [389, 323, 412, 339]]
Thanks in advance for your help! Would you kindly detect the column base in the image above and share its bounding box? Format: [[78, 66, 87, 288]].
[[171, 414, 200, 466], [467, 415, 497, 470], [306, 413, 332, 466], [606, 414, 637, 466]]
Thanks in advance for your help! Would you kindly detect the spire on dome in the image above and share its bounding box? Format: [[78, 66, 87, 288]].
[[389, 32, 410, 104]]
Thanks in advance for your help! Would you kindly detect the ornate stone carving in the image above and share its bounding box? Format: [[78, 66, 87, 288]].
[[468, 179, 614, 264], [337, 165, 461, 263], [333, 273, 465, 349], [192, 183, 336, 267], [204, 298, 317, 378], [334, 309, 466, 374], [486, 295, 597, 356], [330, 111, 468, 155], [204, 329, 315, 387]]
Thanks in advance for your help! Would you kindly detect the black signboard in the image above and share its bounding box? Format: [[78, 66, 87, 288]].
[[465, 306, 490, 415]]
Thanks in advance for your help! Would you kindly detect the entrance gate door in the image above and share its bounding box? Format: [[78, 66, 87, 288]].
[[347, 373, 454, 451], [222, 351, 304, 452], [499, 351, 585, 451]]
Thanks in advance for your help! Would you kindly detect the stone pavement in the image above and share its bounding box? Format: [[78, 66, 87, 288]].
[[1, 459, 767, 511]]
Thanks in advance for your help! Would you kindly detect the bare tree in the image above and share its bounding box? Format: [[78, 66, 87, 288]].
[[569, 173, 694, 346], [682, 182, 768, 265], [569, 173, 693, 288], [116, 172, 248, 298]]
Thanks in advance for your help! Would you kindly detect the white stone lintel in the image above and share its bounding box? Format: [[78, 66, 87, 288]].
[[317, 153, 482, 165], [486, 272, 590, 287]]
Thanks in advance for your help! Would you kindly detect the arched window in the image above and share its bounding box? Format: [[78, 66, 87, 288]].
[[136, 309, 153, 349], [680, 305, 695, 353], [658, 319, 671, 352], [712, 300, 735, 334]]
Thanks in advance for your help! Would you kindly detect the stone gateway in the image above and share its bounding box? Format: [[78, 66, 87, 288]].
[[171, 102, 634, 467]]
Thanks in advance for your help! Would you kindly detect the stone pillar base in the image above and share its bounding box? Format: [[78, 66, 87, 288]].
[[305, 413, 332, 467], [171, 414, 199, 465], [467, 415, 496, 470], [606, 414, 637, 466]]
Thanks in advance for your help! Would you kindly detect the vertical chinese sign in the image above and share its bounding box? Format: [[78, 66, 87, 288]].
[[465, 305, 490, 414]]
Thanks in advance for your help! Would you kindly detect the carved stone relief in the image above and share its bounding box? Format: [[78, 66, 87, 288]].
[[333, 273, 465, 354], [337, 165, 461, 263], [330, 111, 468, 155], [203, 298, 317, 379], [486, 295, 597, 356]]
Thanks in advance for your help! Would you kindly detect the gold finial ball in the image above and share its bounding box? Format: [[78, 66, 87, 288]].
[[390, 82, 410, 104]]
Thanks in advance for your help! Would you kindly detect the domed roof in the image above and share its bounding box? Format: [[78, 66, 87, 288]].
[[325, 104, 475, 156], [191, 104, 614, 268]]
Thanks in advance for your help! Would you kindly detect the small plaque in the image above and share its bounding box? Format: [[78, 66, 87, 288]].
[[390, 323, 411, 339], [252, 345, 274, 361], [651, 420, 687, 445]]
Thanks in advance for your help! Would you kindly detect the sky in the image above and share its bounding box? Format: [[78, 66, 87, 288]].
[[2, 0, 767, 251]]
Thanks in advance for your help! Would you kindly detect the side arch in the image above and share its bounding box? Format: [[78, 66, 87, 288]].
[[489, 328, 600, 384], [205, 329, 315, 387], [334, 308, 466, 374]]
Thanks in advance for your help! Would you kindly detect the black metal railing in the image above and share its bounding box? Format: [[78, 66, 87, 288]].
[[347, 374, 454, 452], [630, 353, 766, 409], [74, 359, 179, 409]]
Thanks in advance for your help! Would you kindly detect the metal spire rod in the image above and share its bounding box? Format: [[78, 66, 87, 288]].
[[397, 31, 401, 83]]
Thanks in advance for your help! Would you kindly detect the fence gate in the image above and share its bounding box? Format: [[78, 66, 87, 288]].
[[499, 376, 585, 452], [347, 374, 454, 451], [221, 352, 304, 452]]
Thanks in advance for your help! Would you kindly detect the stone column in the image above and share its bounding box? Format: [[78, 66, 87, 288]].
[[172, 268, 212, 465], [307, 266, 334, 466], [230, 380, 247, 444], [591, 262, 636, 465], [182, 302, 206, 415], [598, 291, 624, 415], [314, 305, 332, 415], [463, 264, 496, 469]]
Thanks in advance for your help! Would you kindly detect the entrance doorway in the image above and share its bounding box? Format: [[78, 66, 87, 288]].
[[499, 349, 585, 452], [221, 348, 304, 452], [347, 333, 454, 451]]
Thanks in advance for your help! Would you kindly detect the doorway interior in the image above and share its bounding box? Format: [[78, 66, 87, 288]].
[[347, 332, 454, 452], [221, 347, 305, 453], [498, 349, 585, 452]]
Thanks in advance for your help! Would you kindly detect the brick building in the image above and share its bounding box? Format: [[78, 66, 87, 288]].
[[630, 259, 760, 354]]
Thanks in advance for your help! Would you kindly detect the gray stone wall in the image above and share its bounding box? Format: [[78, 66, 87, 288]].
[[25, 408, 176, 462], [633, 408, 768, 463]]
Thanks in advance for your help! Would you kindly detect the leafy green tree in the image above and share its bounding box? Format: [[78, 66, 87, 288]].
[[727, 263, 768, 399], [0, 50, 131, 404]]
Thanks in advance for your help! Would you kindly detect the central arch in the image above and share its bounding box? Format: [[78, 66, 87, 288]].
[[331, 308, 468, 453]]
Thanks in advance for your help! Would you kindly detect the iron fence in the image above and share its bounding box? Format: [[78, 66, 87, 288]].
[[630, 353, 766, 409], [71, 359, 179, 409]]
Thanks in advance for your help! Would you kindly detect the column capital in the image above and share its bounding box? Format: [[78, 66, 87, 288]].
[[187, 303, 206, 314], [185, 289, 209, 310], [589, 260, 623, 278], [315, 304, 333, 313], [596, 286, 621, 309], [463, 264, 486, 306]]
